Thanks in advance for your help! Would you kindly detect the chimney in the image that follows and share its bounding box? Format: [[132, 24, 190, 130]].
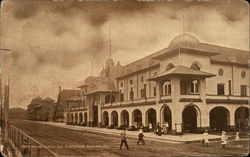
[[59, 86, 62, 93]]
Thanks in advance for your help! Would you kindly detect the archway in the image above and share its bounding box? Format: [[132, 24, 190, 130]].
[[111, 111, 118, 127], [146, 108, 156, 129], [235, 107, 249, 131], [210, 107, 230, 132], [103, 111, 109, 127], [182, 105, 200, 132], [121, 110, 129, 127], [79, 113, 83, 124], [75, 113, 78, 124], [161, 105, 172, 131], [132, 109, 142, 126]]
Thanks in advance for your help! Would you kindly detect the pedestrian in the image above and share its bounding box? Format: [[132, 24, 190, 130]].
[[163, 122, 169, 135], [137, 129, 145, 145], [221, 131, 227, 149], [120, 128, 129, 150], [201, 130, 209, 146], [235, 132, 240, 147]]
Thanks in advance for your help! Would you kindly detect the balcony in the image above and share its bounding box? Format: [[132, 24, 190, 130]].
[[206, 94, 249, 104], [102, 97, 157, 109], [179, 94, 202, 102]]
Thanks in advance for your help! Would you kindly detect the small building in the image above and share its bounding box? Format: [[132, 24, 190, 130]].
[[27, 95, 43, 120], [34, 97, 56, 121]]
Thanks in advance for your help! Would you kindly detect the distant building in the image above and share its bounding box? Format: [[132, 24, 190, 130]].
[[54, 87, 82, 123], [27, 95, 43, 120], [27, 96, 56, 121], [63, 34, 249, 133]]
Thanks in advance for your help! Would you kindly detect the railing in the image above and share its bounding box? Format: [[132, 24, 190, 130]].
[[8, 125, 58, 157], [103, 97, 157, 106], [179, 94, 200, 99], [206, 94, 249, 100]]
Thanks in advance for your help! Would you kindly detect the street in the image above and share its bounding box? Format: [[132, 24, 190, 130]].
[[9, 120, 249, 157]]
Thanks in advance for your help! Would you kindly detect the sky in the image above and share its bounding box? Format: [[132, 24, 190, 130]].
[[0, 0, 249, 109]]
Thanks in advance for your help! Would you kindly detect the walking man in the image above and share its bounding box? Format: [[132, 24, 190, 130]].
[[201, 130, 209, 146], [137, 129, 145, 145], [120, 128, 129, 150]]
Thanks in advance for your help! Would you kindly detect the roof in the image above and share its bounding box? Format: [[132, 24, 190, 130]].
[[85, 78, 117, 95], [30, 96, 43, 105], [116, 33, 248, 78], [148, 65, 216, 81], [58, 89, 81, 101], [43, 97, 55, 102]]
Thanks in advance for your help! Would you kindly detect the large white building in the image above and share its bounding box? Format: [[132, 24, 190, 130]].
[[62, 34, 249, 134]]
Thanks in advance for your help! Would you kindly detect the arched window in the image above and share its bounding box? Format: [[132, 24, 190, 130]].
[[105, 95, 110, 104], [166, 63, 175, 71], [163, 81, 171, 95], [120, 82, 123, 88], [130, 80, 133, 85], [130, 87, 134, 100], [191, 80, 199, 94], [191, 63, 200, 70]]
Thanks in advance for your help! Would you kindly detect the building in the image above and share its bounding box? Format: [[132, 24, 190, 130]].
[[64, 33, 249, 133], [54, 87, 82, 123], [27, 96, 56, 121], [27, 95, 43, 120]]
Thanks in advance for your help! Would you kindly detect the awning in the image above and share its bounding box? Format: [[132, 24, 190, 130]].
[[148, 65, 216, 81]]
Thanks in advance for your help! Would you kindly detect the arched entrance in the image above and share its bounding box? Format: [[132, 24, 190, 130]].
[[79, 113, 83, 124], [182, 105, 200, 132], [161, 105, 172, 131], [121, 110, 129, 127], [111, 111, 118, 127], [75, 113, 78, 124], [132, 109, 142, 126], [84, 112, 87, 124], [210, 107, 230, 132], [146, 108, 156, 129], [235, 107, 249, 131], [103, 111, 109, 127]]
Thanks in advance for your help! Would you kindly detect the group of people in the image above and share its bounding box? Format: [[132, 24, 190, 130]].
[[201, 130, 241, 149], [119, 128, 145, 150]]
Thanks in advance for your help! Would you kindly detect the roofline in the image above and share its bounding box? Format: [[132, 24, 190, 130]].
[[210, 59, 249, 67], [116, 63, 160, 79], [84, 90, 119, 96]]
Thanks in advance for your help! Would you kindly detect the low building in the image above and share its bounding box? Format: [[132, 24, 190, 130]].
[[27, 95, 43, 120], [64, 33, 249, 133]]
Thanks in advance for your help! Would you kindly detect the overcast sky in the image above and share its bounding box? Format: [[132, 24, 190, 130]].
[[0, 0, 248, 109]]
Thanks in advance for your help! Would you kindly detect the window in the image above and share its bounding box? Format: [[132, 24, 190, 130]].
[[163, 81, 171, 95], [130, 87, 134, 100], [141, 89, 145, 98], [217, 84, 225, 95], [191, 63, 200, 70], [111, 95, 115, 103], [166, 63, 175, 71], [240, 85, 247, 96], [191, 80, 199, 94], [228, 80, 232, 95], [119, 90, 124, 101], [153, 87, 156, 96], [130, 80, 133, 85], [105, 95, 110, 104], [120, 82, 123, 88], [141, 76, 144, 82], [154, 72, 157, 76], [218, 69, 223, 76]]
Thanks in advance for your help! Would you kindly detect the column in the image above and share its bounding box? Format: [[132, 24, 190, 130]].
[[109, 112, 112, 126], [171, 107, 182, 134], [229, 109, 235, 130], [199, 78, 206, 101], [118, 111, 121, 127], [129, 111, 133, 127], [142, 111, 146, 126]]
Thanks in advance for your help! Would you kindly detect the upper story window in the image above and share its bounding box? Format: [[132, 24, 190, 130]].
[[217, 84, 225, 95], [166, 63, 175, 71], [241, 71, 246, 78], [191, 80, 199, 94], [120, 82, 123, 88], [240, 85, 247, 96], [153, 87, 156, 97], [141, 76, 144, 82], [130, 87, 134, 100], [130, 80, 133, 85], [105, 95, 110, 104], [218, 69, 223, 76], [154, 72, 158, 76], [163, 81, 171, 95], [191, 63, 200, 70]]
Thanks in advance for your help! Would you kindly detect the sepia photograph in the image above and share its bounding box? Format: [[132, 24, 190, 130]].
[[0, 0, 249, 156]]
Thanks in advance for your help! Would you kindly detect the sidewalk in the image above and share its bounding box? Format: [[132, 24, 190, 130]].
[[30, 121, 221, 144]]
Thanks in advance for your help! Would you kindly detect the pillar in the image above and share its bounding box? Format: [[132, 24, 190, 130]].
[[142, 111, 146, 126], [98, 105, 102, 127], [229, 109, 235, 131], [118, 111, 121, 127], [129, 111, 133, 127], [109, 112, 112, 126]]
